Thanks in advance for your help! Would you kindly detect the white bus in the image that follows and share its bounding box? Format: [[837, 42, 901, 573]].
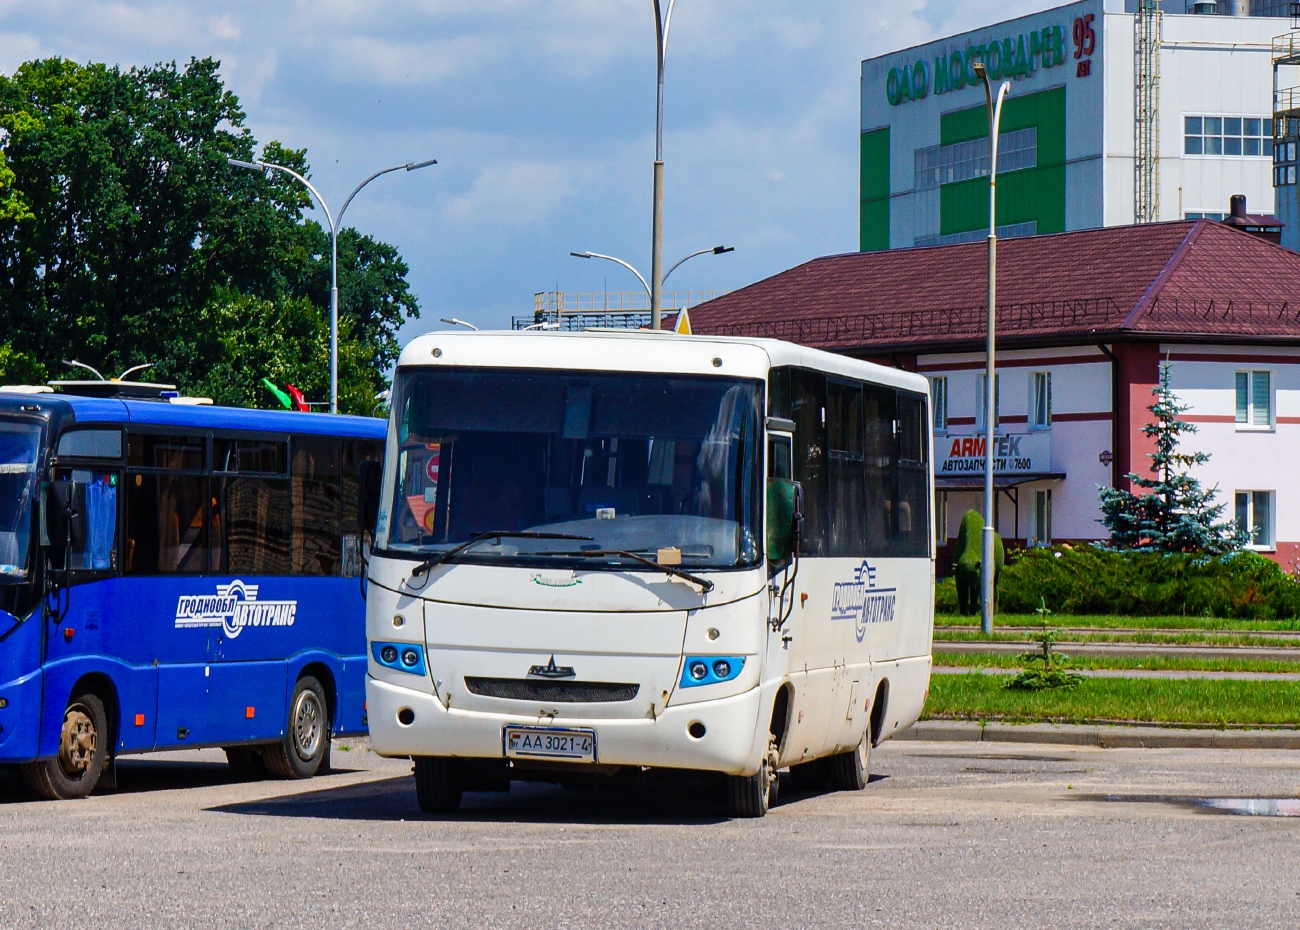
[[362, 331, 934, 817]]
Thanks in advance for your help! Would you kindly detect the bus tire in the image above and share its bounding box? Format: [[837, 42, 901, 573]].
[[414, 757, 463, 814], [20, 692, 109, 800], [726, 737, 779, 818], [224, 746, 267, 781], [829, 725, 872, 792], [263, 676, 328, 780]]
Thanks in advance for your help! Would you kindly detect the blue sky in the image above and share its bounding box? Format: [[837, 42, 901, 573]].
[[0, 0, 1049, 337]]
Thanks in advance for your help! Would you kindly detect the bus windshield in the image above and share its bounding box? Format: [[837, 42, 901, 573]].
[[0, 421, 41, 582], [382, 368, 764, 570]]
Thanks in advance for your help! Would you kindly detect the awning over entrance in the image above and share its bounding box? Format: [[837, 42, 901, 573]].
[[935, 472, 1066, 492]]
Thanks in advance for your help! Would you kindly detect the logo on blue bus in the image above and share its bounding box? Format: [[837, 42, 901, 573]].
[[831, 561, 897, 642], [174, 580, 298, 639]]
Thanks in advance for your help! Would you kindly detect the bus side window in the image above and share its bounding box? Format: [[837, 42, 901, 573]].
[[212, 439, 290, 576], [895, 391, 931, 557], [56, 468, 119, 572], [827, 380, 866, 557], [292, 436, 342, 576], [342, 439, 384, 572], [863, 385, 899, 557], [789, 368, 827, 556], [768, 436, 792, 479], [125, 473, 209, 574]]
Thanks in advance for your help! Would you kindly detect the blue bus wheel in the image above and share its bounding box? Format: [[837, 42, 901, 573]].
[[20, 692, 110, 801], [263, 676, 328, 780]]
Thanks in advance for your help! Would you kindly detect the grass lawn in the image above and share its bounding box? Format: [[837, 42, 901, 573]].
[[934, 652, 1300, 675], [934, 629, 1300, 648], [923, 672, 1300, 727], [937, 613, 1300, 633]]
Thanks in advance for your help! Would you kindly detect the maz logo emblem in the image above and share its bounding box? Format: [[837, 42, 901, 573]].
[[528, 655, 577, 680]]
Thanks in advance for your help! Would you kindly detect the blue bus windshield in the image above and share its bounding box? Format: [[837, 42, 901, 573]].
[[382, 368, 763, 569], [0, 421, 40, 581]]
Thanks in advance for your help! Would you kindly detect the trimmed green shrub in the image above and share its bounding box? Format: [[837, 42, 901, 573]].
[[935, 577, 958, 614], [997, 545, 1300, 620]]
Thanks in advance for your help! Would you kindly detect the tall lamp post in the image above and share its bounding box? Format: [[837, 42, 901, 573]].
[[570, 245, 732, 312], [973, 63, 1010, 637], [650, 0, 678, 330], [228, 157, 437, 414]]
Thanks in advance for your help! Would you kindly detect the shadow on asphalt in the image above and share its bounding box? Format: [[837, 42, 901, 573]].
[[0, 759, 363, 804], [209, 776, 734, 825], [209, 770, 889, 825]]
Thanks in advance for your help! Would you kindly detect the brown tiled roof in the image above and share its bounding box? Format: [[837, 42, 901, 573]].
[[691, 221, 1300, 352]]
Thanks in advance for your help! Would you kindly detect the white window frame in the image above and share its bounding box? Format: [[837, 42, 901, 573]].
[[1030, 371, 1052, 430], [930, 376, 948, 432], [1029, 488, 1052, 547], [1183, 114, 1273, 159], [975, 373, 1000, 431], [1235, 490, 1275, 551], [1235, 369, 1274, 431]]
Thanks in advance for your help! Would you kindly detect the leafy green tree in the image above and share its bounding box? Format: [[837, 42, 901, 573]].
[[1099, 364, 1244, 553], [0, 57, 418, 412]]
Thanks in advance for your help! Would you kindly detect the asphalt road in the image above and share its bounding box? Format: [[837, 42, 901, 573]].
[[2, 739, 1299, 929]]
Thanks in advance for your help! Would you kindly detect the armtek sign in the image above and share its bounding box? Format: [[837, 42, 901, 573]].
[[885, 11, 1097, 107], [937, 432, 1050, 476]]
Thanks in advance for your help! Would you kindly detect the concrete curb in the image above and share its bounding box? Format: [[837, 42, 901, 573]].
[[896, 719, 1300, 749]]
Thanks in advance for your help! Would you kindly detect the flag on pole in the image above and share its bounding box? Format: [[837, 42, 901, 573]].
[[674, 306, 692, 335], [261, 377, 293, 410], [286, 384, 309, 412]]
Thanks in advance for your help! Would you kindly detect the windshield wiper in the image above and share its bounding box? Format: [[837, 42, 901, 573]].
[[546, 549, 715, 593], [411, 531, 594, 578]]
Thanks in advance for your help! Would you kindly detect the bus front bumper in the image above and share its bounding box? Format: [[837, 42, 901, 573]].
[[366, 675, 767, 777]]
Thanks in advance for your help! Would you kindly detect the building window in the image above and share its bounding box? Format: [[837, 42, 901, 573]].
[[1185, 212, 1226, 221], [1030, 372, 1052, 429], [1235, 370, 1273, 429], [1274, 140, 1297, 187], [1029, 489, 1052, 547], [975, 374, 1000, 431], [930, 376, 948, 431], [1184, 115, 1273, 158], [914, 127, 1037, 191], [1235, 491, 1274, 550]]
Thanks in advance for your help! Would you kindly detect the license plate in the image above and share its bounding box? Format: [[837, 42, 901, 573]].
[[503, 726, 597, 763]]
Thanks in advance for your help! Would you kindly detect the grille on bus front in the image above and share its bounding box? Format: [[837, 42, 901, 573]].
[[463, 678, 641, 703]]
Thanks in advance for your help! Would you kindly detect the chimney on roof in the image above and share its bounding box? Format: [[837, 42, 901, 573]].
[[1220, 193, 1284, 244]]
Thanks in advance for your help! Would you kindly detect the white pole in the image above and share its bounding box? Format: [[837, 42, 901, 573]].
[[978, 73, 1010, 637]]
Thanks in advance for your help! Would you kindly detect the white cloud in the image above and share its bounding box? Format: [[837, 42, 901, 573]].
[[443, 159, 596, 227]]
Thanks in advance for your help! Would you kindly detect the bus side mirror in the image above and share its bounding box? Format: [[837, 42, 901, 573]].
[[46, 480, 87, 555], [357, 459, 383, 537], [766, 478, 801, 564]]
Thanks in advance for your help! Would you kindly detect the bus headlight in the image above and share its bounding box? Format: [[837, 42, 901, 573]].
[[373, 642, 427, 676], [680, 656, 745, 688]]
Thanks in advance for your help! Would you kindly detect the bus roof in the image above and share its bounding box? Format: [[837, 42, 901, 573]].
[[0, 391, 386, 438], [395, 330, 930, 396]]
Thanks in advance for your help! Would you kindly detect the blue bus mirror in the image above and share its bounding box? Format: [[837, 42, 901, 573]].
[[357, 459, 383, 537], [46, 480, 86, 555]]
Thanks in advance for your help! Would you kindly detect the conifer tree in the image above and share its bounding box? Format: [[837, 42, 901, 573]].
[[1098, 364, 1246, 553]]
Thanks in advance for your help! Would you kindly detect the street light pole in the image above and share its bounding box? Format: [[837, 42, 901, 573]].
[[228, 157, 436, 413], [973, 63, 1010, 637], [650, 0, 677, 331], [570, 245, 731, 318]]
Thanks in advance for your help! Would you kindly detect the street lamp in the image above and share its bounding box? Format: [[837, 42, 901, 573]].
[[228, 156, 437, 414], [650, 0, 678, 330], [972, 62, 1010, 637], [570, 245, 732, 305]]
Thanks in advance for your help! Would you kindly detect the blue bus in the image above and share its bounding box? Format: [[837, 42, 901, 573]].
[[0, 384, 384, 798]]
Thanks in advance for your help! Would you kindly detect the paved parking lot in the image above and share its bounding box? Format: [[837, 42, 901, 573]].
[[2, 738, 1299, 929]]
